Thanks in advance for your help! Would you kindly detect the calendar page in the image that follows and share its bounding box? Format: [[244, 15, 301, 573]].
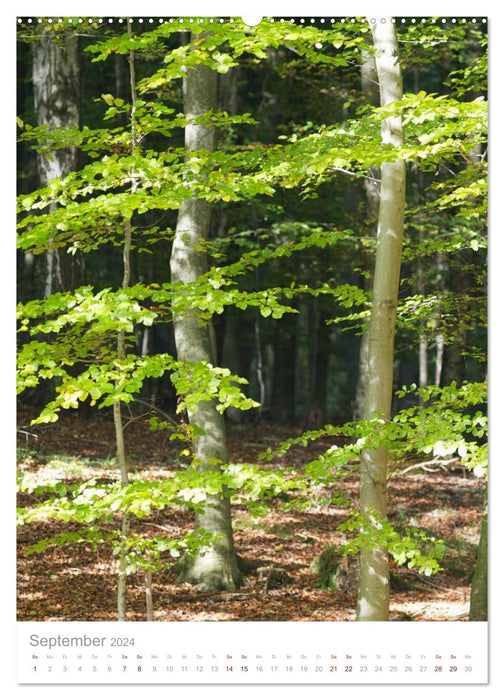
[[17, 621, 487, 683], [14, 0, 492, 692]]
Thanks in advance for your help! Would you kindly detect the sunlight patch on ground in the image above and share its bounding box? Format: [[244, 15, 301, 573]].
[[17, 591, 46, 600], [392, 594, 471, 621], [18, 453, 177, 487]]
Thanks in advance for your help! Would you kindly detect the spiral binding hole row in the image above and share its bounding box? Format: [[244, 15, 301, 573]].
[[17, 17, 487, 25]]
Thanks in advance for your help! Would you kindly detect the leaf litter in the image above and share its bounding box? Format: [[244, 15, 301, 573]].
[[17, 408, 485, 622]]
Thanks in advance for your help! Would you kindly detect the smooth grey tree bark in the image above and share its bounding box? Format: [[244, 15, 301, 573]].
[[357, 18, 406, 622], [354, 46, 380, 421], [33, 32, 84, 295], [170, 37, 241, 591]]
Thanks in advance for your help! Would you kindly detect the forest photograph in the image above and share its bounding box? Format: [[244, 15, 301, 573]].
[[16, 16, 487, 623]]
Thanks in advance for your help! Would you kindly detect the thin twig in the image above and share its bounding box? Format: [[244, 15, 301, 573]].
[[405, 571, 453, 591], [395, 457, 459, 475], [140, 522, 175, 533], [330, 167, 381, 183], [122, 409, 152, 430], [17, 429, 39, 440]]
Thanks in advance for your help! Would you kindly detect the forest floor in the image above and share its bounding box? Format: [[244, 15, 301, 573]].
[[16, 407, 485, 623]]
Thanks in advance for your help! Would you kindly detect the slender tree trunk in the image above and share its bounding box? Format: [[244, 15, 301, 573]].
[[272, 306, 297, 424], [469, 493, 487, 621], [434, 253, 447, 386], [307, 297, 330, 426], [357, 18, 406, 622], [115, 26, 138, 620], [254, 313, 267, 410], [417, 261, 429, 389], [114, 217, 132, 620], [145, 570, 154, 622], [170, 36, 241, 591], [33, 33, 84, 295], [354, 47, 380, 421], [435, 333, 444, 386]]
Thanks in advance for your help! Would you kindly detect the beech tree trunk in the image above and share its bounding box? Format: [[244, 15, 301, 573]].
[[357, 18, 406, 622], [354, 47, 380, 421], [170, 38, 241, 591], [33, 32, 84, 295]]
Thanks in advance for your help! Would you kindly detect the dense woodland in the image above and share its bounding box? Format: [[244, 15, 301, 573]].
[[16, 16, 487, 622]]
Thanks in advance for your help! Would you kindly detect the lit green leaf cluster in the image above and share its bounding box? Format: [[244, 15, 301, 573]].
[[17, 460, 313, 562], [340, 510, 446, 576], [24, 522, 218, 575], [392, 382, 487, 476], [265, 381, 487, 478]]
